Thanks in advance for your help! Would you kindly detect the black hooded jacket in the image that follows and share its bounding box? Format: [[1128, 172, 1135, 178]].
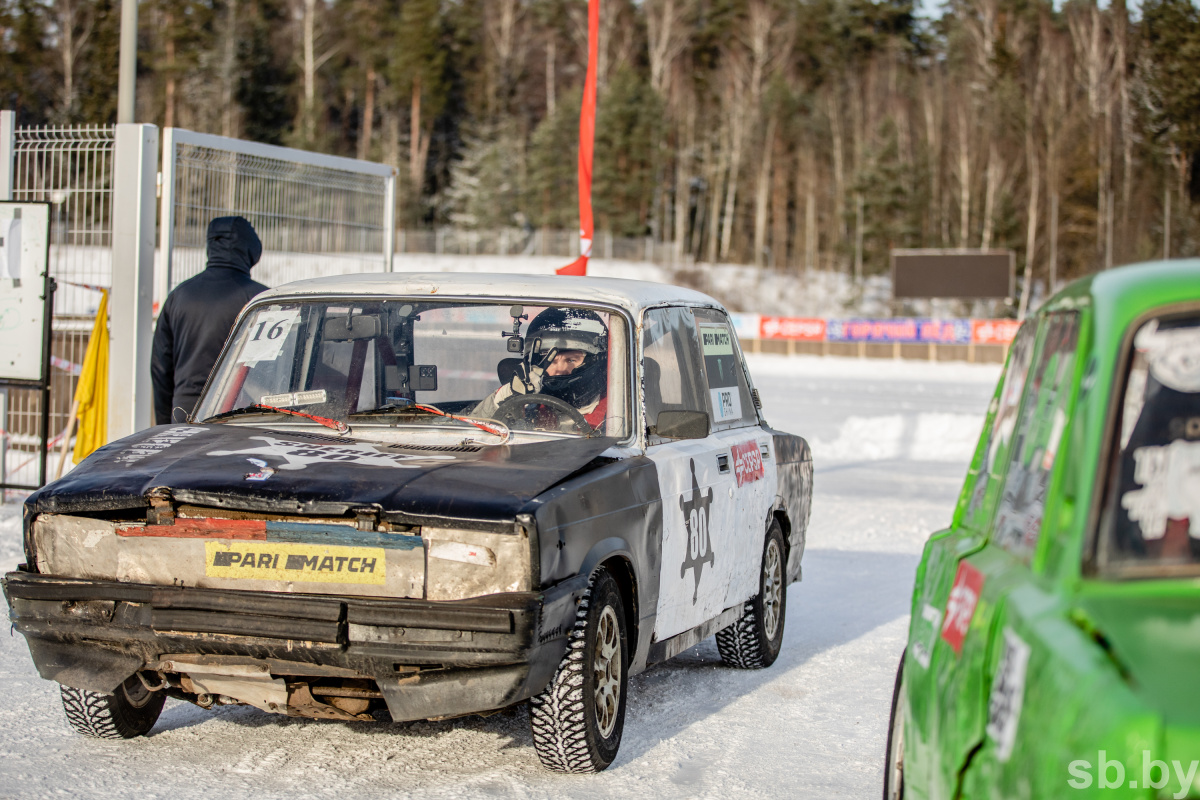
[[151, 217, 268, 424]]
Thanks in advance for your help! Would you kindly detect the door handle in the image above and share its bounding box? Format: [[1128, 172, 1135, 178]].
[[717, 454, 730, 473]]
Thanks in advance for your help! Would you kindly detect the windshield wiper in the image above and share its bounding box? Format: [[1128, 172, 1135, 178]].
[[351, 402, 509, 441], [201, 403, 350, 434]]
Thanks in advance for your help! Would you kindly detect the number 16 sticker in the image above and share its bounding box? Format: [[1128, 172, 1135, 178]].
[[238, 308, 300, 364]]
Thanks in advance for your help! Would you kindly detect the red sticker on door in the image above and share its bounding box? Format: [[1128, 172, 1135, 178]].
[[731, 440, 765, 487], [940, 561, 984, 654]]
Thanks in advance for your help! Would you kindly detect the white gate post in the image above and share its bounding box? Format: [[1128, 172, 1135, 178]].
[[110, 123, 159, 438], [157, 127, 176, 306], [383, 168, 396, 271], [0, 110, 14, 201]]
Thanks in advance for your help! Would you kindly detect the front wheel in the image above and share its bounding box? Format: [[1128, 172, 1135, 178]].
[[529, 568, 629, 773], [60, 675, 165, 739], [882, 650, 907, 800], [716, 520, 787, 669]]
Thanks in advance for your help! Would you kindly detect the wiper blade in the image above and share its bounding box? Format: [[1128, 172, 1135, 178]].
[[202, 403, 350, 434], [352, 402, 509, 442]]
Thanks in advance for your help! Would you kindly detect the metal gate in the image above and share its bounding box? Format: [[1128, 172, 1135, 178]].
[[159, 128, 396, 301]]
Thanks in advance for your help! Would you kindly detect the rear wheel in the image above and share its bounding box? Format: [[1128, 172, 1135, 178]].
[[60, 675, 165, 739], [717, 520, 786, 669], [883, 651, 907, 800], [529, 568, 628, 773]]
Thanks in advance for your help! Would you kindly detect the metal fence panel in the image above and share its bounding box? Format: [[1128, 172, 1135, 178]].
[[5, 123, 115, 489], [160, 128, 396, 300]]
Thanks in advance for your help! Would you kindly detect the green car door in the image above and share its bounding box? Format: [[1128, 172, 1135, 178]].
[[899, 309, 1086, 799]]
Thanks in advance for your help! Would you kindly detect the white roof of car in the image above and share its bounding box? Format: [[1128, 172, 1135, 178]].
[[257, 272, 724, 315]]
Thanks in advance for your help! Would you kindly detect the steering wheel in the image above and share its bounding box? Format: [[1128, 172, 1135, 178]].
[[493, 392, 590, 433]]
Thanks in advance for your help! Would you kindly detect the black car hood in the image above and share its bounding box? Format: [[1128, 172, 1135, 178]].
[[31, 424, 619, 522]]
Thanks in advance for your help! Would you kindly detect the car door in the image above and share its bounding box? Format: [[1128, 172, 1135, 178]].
[[907, 311, 1084, 799], [642, 306, 739, 642], [691, 307, 779, 615]]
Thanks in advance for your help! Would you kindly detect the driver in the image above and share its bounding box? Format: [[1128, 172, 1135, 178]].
[[473, 308, 609, 430]]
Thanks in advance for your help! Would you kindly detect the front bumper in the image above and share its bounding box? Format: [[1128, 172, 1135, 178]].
[[3, 570, 584, 721]]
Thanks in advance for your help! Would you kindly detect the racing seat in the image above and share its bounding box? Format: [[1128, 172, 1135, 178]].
[[497, 357, 522, 387]]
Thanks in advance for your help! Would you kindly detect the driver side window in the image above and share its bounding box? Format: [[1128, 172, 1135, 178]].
[[642, 307, 708, 445]]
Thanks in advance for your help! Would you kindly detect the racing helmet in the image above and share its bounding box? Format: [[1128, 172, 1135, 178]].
[[526, 308, 609, 407]]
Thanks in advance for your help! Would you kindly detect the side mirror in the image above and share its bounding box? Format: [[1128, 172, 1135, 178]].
[[651, 410, 710, 440]]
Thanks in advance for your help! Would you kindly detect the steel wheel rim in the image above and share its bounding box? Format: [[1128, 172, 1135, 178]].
[[762, 539, 783, 640], [593, 605, 622, 738], [887, 691, 905, 799]]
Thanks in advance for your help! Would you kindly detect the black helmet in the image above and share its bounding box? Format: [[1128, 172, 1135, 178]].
[[526, 308, 608, 407]]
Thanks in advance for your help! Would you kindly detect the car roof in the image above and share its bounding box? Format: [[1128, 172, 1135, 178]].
[[255, 272, 725, 316], [1042, 259, 1200, 349]]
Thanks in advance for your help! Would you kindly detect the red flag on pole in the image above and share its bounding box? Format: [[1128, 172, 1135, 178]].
[[557, 0, 599, 277]]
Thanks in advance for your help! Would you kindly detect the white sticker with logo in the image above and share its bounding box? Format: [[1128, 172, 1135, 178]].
[[711, 387, 742, 422], [699, 323, 734, 356], [208, 436, 455, 471], [1121, 440, 1200, 539], [986, 627, 1031, 763], [238, 308, 301, 364]]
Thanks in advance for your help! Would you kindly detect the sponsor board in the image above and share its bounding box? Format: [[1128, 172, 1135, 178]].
[[205, 541, 386, 584], [972, 318, 1021, 346], [759, 316, 827, 341], [940, 560, 984, 654], [828, 318, 974, 344]]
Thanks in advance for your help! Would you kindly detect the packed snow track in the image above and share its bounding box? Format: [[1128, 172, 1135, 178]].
[[0, 354, 1000, 799]]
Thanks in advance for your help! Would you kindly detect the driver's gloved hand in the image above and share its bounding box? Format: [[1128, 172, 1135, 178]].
[[511, 344, 558, 394]]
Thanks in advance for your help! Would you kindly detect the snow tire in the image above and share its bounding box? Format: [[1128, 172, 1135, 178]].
[[716, 520, 786, 669], [60, 675, 165, 740], [883, 649, 907, 800], [529, 568, 628, 773]]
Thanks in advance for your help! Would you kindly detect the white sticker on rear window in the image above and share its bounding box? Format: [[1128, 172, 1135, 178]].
[[699, 323, 734, 356], [1121, 440, 1200, 539], [238, 308, 300, 364], [986, 627, 1031, 763], [1135, 319, 1200, 393], [711, 387, 742, 422]]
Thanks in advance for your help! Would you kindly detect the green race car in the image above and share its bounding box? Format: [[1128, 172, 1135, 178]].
[[885, 260, 1200, 800]]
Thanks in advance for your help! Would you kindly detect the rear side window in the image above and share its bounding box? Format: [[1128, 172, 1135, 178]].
[[960, 321, 1039, 531], [642, 307, 708, 443], [1098, 311, 1200, 577], [692, 308, 758, 429], [990, 312, 1081, 560]]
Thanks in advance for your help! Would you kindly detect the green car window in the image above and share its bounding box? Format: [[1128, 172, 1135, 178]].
[[990, 312, 1081, 561], [959, 321, 1039, 533], [1098, 311, 1200, 577]]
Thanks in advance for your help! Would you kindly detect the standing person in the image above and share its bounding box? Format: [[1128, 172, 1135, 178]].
[[151, 216, 268, 424]]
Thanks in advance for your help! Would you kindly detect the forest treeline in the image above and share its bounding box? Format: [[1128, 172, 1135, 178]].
[[3, 0, 1200, 290]]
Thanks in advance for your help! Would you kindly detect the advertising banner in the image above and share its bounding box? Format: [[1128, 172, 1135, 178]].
[[729, 312, 762, 341], [759, 316, 827, 341], [971, 318, 1021, 346], [827, 318, 973, 344]]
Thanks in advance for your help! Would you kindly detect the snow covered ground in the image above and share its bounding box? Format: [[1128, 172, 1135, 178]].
[[0, 355, 1001, 799]]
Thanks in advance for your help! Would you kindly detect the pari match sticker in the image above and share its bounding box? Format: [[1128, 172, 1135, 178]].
[[205, 541, 386, 585], [699, 323, 734, 356]]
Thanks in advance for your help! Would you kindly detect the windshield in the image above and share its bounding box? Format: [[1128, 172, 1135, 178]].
[[1098, 311, 1200, 577], [194, 299, 631, 439]]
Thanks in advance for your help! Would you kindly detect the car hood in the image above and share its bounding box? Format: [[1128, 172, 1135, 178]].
[[1076, 589, 1200, 730], [30, 423, 619, 521]]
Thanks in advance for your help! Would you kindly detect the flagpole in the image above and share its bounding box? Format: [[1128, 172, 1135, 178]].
[[557, 0, 599, 277]]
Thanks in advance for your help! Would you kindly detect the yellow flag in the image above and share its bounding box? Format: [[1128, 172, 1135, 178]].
[[73, 289, 108, 463]]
